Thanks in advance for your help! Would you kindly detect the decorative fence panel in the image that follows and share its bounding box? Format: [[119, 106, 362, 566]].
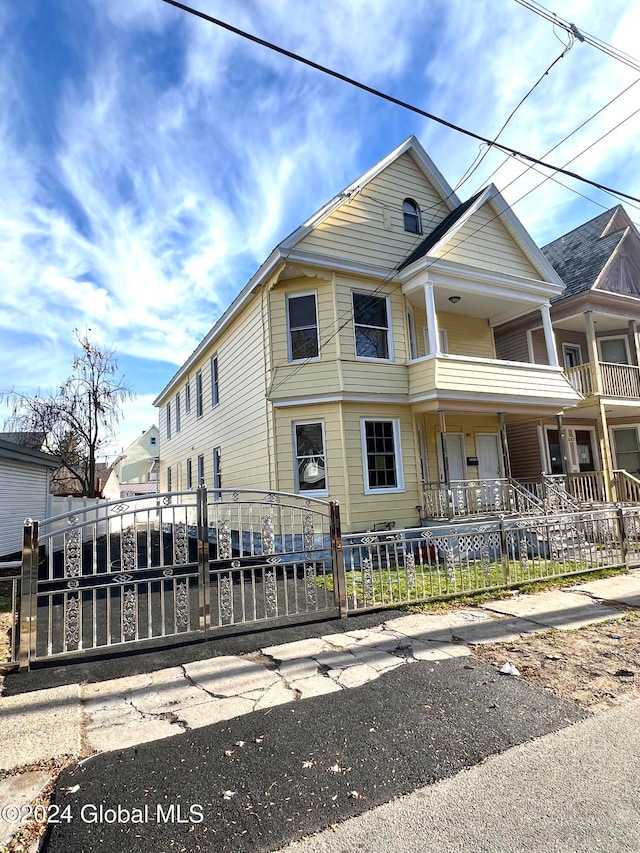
[[14, 489, 341, 669], [341, 508, 631, 613]]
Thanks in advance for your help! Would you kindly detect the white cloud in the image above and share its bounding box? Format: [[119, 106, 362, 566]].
[[2, 0, 640, 449]]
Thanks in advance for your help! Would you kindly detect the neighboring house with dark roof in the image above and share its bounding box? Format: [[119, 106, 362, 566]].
[[494, 205, 640, 501], [154, 137, 581, 530], [0, 436, 60, 558]]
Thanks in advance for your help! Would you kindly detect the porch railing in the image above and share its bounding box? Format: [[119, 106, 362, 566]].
[[422, 472, 609, 520], [600, 361, 640, 398], [565, 363, 593, 396], [565, 361, 640, 398], [422, 479, 524, 520], [614, 470, 640, 504]]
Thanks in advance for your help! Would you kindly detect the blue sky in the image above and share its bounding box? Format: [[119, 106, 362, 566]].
[[2, 0, 640, 457]]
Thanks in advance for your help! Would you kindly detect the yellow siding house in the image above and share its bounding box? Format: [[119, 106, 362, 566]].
[[154, 138, 582, 531]]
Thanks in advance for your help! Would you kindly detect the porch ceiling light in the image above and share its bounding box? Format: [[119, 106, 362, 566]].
[[448, 295, 461, 304]]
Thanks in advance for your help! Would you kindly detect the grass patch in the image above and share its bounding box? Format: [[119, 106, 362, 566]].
[[319, 560, 628, 610]]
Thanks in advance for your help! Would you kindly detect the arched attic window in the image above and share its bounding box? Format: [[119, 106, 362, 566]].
[[402, 198, 422, 234]]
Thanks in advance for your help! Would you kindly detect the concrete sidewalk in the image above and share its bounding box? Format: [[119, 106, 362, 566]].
[[1, 572, 639, 849]]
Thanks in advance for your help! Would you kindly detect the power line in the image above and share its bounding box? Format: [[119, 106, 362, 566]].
[[454, 36, 575, 193], [160, 0, 640, 206], [469, 72, 640, 197], [512, 0, 640, 74]]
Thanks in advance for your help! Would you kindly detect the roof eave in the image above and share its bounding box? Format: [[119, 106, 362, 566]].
[[153, 248, 287, 405]]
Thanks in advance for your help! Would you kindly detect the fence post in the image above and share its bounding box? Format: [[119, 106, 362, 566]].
[[329, 501, 347, 617], [616, 504, 628, 568], [446, 488, 454, 520], [197, 486, 211, 632], [18, 520, 38, 670], [499, 515, 511, 585]]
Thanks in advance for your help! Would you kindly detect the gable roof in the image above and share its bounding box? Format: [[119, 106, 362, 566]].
[[398, 184, 564, 286], [541, 206, 630, 299], [397, 189, 486, 271], [279, 135, 460, 251], [154, 136, 459, 405]]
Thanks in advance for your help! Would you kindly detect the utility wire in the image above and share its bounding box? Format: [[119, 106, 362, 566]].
[[471, 72, 640, 197], [270, 84, 640, 397], [513, 0, 640, 74], [454, 35, 575, 193], [160, 0, 640, 206]]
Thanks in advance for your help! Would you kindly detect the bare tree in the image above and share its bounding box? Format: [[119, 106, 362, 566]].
[[3, 331, 134, 496]]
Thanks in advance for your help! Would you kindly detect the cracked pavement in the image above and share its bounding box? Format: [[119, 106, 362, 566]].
[[80, 617, 476, 754]]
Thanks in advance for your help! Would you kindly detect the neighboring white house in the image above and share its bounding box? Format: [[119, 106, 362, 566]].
[[0, 436, 60, 558], [102, 426, 160, 500], [112, 425, 159, 484]]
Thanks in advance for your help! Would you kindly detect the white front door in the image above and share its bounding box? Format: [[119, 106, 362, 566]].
[[476, 434, 502, 480], [441, 433, 465, 481]]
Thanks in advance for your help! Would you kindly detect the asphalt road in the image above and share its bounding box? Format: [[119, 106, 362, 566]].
[[272, 698, 640, 853], [43, 657, 585, 853]]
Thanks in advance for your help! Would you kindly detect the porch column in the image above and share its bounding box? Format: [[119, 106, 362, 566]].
[[584, 310, 602, 394], [424, 283, 440, 356], [499, 413, 511, 479], [540, 303, 559, 367], [438, 409, 449, 484], [597, 401, 615, 502]]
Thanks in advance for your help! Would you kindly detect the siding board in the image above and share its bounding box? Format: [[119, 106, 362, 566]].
[[0, 460, 49, 556]]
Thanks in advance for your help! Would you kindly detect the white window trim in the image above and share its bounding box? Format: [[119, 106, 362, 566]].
[[185, 381, 191, 414], [197, 454, 205, 487], [360, 417, 405, 495], [611, 425, 640, 471], [195, 371, 203, 418], [598, 335, 630, 364], [562, 342, 582, 368], [353, 291, 393, 362], [402, 198, 422, 235], [212, 447, 222, 500], [286, 291, 320, 363], [186, 458, 192, 490], [211, 354, 219, 407], [175, 391, 181, 433], [422, 326, 448, 355], [292, 419, 329, 497]]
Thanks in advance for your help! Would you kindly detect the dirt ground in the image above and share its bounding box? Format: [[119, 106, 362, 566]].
[[472, 611, 640, 711]]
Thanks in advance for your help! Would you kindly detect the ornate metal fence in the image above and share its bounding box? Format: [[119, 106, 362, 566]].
[[341, 507, 633, 612], [15, 489, 343, 669], [0, 559, 21, 667]]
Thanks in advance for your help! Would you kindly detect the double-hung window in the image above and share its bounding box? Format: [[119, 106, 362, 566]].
[[212, 448, 222, 500], [287, 293, 319, 361], [293, 421, 327, 495], [166, 404, 172, 439], [211, 355, 219, 406], [185, 381, 191, 414], [361, 418, 404, 493], [195, 371, 203, 418], [353, 292, 390, 359], [175, 391, 181, 433], [197, 454, 204, 486]]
